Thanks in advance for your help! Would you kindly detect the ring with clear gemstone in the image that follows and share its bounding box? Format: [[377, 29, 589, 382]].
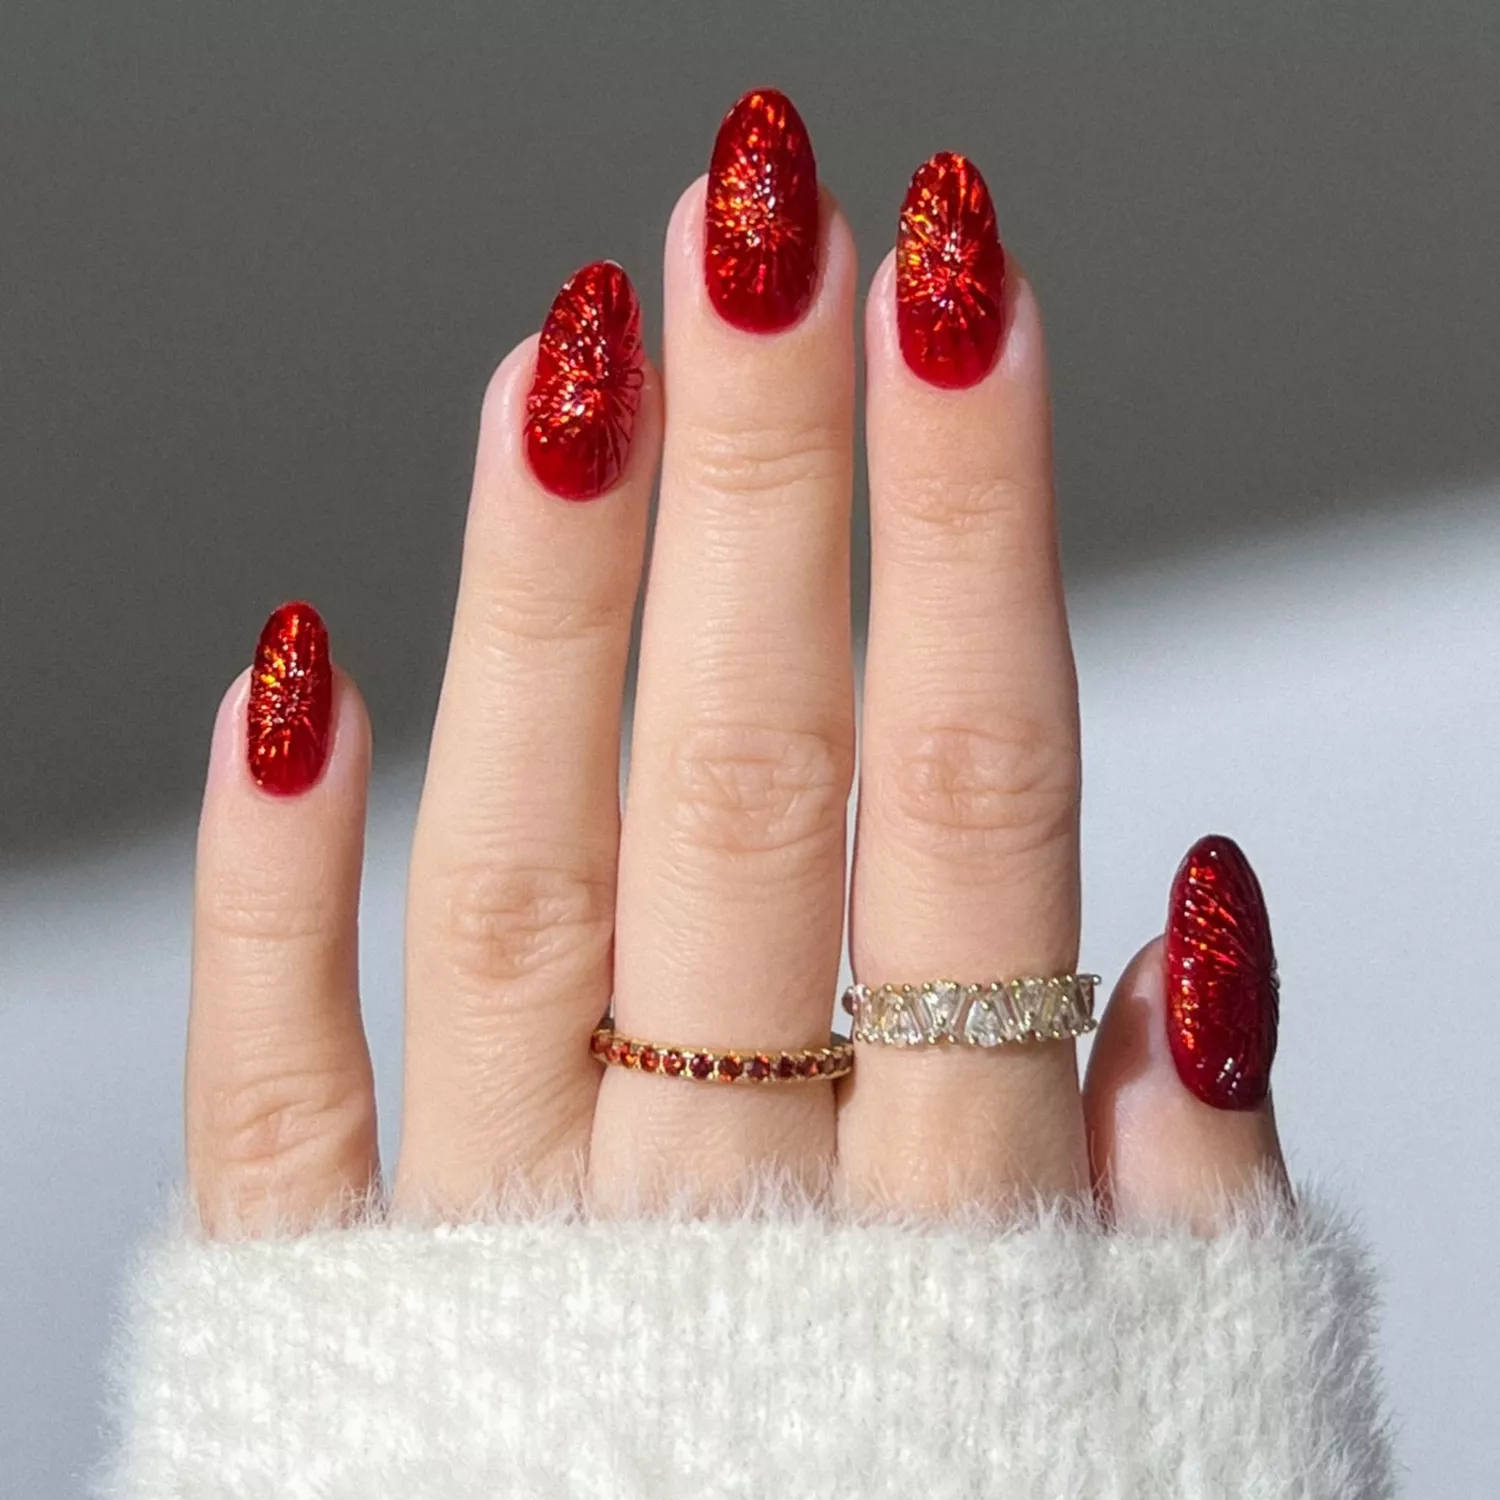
[[841, 975, 1098, 1047]]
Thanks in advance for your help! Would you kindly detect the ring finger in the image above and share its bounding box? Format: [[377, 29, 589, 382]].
[[840, 155, 1086, 1212]]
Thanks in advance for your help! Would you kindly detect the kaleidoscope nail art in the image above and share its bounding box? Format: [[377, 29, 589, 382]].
[[896, 152, 1007, 389], [1165, 834, 1280, 1110], [247, 601, 332, 795], [704, 88, 820, 333], [525, 260, 645, 501]]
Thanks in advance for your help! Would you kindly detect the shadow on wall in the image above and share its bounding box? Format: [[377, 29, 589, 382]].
[[3, 1, 1498, 860]]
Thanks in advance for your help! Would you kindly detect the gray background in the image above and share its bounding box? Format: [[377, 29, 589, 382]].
[[4, 0, 1500, 858], [3, 3, 1499, 1496]]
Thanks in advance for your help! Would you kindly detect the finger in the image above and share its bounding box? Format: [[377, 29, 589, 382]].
[[840, 155, 1085, 1213], [396, 263, 658, 1213], [1084, 838, 1290, 1231], [591, 92, 856, 1205], [187, 604, 377, 1236]]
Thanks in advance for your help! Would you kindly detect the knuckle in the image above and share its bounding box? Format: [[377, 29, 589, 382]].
[[878, 721, 1079, 867], [665, 719, 854, 860], [429, 855, 615, 989], [198, 874, 341, 948], [883, 473, 1039, 541], [684, 416, 846, 504], [462, 577, 630, 657], [203, 1065, 374, 1186]]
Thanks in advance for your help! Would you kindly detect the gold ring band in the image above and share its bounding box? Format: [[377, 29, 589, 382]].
[[590, 1026, 852, 1083], [843, 975, 1098, 1047]]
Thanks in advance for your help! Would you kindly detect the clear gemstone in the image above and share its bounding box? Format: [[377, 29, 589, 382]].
[[880, 990, 925, 1046], [963, 993, 1005, 1046], [983, 985, 1020, 1042], [1034, 980, 1064, 1035], [1014, 978, 1047, 1035], [1046, 979, 1086, 1035], [1076, 976, 1096, 1022], [919, 982, 964, 1040]]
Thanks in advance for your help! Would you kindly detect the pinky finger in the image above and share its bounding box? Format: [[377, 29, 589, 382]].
[[187, 602, 378, 1235], [1083, 837, 1290, 1231]]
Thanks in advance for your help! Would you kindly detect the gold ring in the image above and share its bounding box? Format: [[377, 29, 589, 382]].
[[843, 975, 1098, 1046], [589, 1025, 852, 1083]]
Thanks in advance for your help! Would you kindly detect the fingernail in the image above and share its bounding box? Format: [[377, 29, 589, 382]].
[[1165, 834, 1280, 1110], [896, 152, 1008, 389], [704, 88, 820, 333], [247, 601, 333, 795], [525, 260, 645, 501]]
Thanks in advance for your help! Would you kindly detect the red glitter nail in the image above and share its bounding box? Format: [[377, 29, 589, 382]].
[[246, 601, 332, 796], [525, 260, 645, 501], [704, 88, 820, 333], [1165, 835, 1280, 1110], [896, 152, 1007, 389]]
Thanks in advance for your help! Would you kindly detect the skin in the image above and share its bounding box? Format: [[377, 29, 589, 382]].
[[186, 174, 1287, 1237]]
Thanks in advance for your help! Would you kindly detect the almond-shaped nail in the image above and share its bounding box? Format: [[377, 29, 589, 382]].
[[525, 260, 645, 501], [1165, 834, 1280, 1109], [247, 601, 332, 795], [704, 88, 820, 333], [896, 152, 1007, 389]]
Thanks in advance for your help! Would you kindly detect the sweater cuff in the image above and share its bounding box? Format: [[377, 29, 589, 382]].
[[98, 1190, 1393, 1499]]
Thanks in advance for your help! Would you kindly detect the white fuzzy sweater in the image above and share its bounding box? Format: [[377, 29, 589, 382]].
[[98, 1187, 1394, 1499]]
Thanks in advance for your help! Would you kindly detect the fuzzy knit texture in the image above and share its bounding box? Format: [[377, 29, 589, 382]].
[[98, 1184, 1395, 1500]]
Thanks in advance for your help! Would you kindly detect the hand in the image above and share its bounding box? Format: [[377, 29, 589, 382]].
[[185, 89, 1288, 1234]]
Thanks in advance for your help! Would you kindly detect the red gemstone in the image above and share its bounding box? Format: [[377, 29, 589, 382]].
[[689, 1052, 715, 1080], [796, 1055, 819, 1079], [525, 260, 645, 501], [774, 1054, 798, 1080], [247, 601, 332, 796], [638, 1047, 659, 1073], [704, 89, 820, 333], [1165, 835, 1280, 1110], [589, 1030, 610, 1057], [607, 1039, 627, 1065], [662, 1051, 686, 1077], [746, 1054, 772, 1082], [716, 1054, 743, 1082], [896, 152, 1007, 389], [620, 1043, 639, 1067]]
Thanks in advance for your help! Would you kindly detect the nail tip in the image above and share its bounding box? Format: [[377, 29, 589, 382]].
[[1164, 832, 1279, 1112], [896, 150, 1007, 387], [246, 601, 333, 796], [525, 260, 645, 501], [704, 86, 820, 335]]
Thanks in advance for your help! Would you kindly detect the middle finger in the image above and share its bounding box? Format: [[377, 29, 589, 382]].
[[590, 91, 856, 1204]]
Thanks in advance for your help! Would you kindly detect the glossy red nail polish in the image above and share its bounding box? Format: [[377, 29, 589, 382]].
[[247, 601, 332, 795], [896, 152, 1007, 389], [1165, 834, 1280, 1110], [525, 260, 645, 501], [704, 88, 820, 333]]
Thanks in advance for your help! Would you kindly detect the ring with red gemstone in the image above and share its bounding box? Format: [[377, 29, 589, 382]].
[[843, 975, 1098, 1047], [588, 1024, 853, 1083]]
